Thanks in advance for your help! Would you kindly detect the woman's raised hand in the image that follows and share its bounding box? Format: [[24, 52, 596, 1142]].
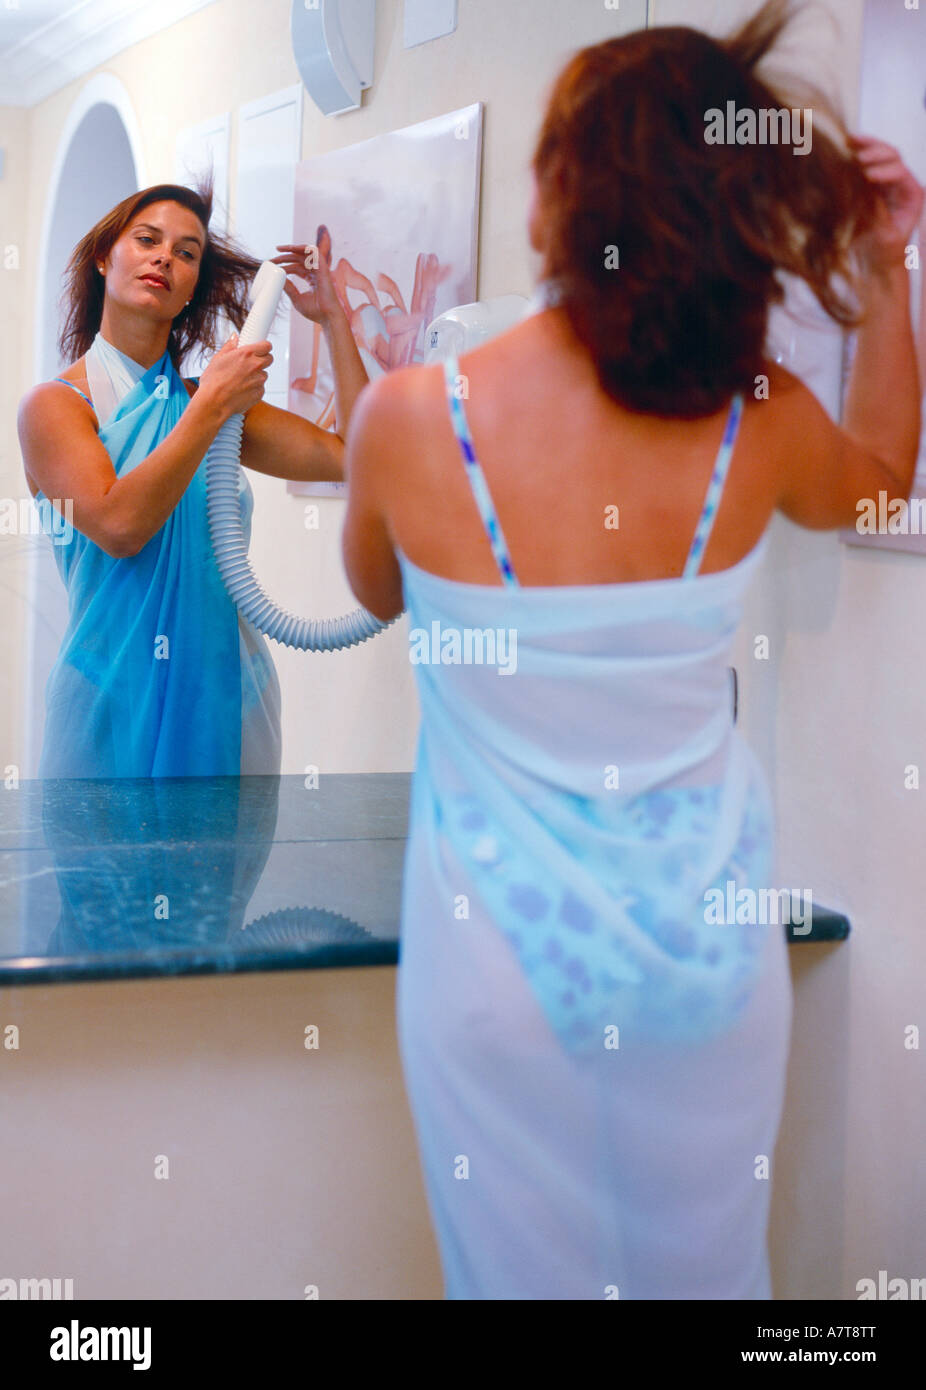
[[269, 243, 340, 322], [196, 335, 273, 420], [850, 134, 925, 272]]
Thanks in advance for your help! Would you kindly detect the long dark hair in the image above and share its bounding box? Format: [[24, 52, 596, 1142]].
[[531, 0, 881, 417], [57, 169, 263, 371]]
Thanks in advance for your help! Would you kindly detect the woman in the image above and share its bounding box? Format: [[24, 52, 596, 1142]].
[[18, 175, 368, 777], [341, 2, 922, 1298]]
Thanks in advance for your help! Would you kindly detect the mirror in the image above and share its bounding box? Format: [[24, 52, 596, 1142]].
[[0, 0, 649, 972], [1, 0, 649, 791]]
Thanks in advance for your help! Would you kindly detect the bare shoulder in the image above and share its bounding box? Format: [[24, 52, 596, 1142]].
[[345, 366, 444, 517], [743, 357, 828, 458], [183, 378, 198, 399], [758, 358, 823, 418], [18, 376, 94, 429], [353, 362, 442, 435], [18, 380, 54, 420], [762, 358, 803, 392], [18, 375, 100, 499], [368, 361, 438, 402]]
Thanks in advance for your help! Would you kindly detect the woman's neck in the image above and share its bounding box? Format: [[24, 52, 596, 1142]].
[[97, 305, 171, 370]]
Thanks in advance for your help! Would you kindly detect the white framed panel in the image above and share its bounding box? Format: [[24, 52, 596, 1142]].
[[174, 113, 231, 376], [175, 112, 231, 234], [235, 83, 304, 403]]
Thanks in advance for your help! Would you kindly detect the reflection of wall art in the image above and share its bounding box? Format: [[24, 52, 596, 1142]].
[[287, 102, 483, 498], [841, 0, 926, 555]]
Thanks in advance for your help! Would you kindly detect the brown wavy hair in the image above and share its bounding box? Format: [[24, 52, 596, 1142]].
[[57, 169, 264, 372], [530, 0, 881, 417]]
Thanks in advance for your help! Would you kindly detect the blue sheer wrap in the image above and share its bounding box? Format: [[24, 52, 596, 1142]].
[[36, 346, 243, 777]]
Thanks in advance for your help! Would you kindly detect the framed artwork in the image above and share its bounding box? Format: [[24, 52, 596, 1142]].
[[286, 102, 483, 498], [841, 0, 926, 555]]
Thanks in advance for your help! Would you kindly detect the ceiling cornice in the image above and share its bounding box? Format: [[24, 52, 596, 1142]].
[[0, 0, 221, 108]]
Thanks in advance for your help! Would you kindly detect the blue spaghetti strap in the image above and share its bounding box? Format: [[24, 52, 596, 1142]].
[[682, 392, 745, 579], [443, 355, 519, 587], [53, 378, 93, 406], [440, 360, 743, 586]]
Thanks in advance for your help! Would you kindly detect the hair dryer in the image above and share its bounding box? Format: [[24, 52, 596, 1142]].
[[204, 260, 398, 651]]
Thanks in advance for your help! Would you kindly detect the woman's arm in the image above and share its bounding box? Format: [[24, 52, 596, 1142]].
[[341, 373, 406, 622], [239, 399, 345, 482], [842, 258, 921, 487], [775, 136, 924, 529], [323, 296, 371, 434], [20, 371, 231, 557], [840, 137, 922, 487], [19, 338, 271, 557]]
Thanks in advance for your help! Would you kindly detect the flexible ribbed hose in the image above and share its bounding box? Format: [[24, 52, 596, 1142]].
[[204, 297, 400, 651]]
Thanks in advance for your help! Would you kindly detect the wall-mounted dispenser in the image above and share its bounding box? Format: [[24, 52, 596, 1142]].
[[423, 295, 531, 364], [290, 0, 376, 117]]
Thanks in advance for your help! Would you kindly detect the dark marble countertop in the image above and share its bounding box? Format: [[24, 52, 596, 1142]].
[[0, 771, 847, 988], [0, 773, 409, 986]]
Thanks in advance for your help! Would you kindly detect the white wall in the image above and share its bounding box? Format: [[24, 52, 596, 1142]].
[[0, 967, 445, 1299]]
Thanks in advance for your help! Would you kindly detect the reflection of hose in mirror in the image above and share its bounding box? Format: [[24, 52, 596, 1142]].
[[205, 261, 401, 651], [240, 906, 374, 947]]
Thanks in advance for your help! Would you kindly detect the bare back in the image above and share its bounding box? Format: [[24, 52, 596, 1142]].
[[383, 311, 785, 588]]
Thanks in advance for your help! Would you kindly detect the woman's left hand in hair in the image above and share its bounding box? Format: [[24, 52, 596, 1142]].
[[849, 134, 925, 271], [270, 243, 342, 323]]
